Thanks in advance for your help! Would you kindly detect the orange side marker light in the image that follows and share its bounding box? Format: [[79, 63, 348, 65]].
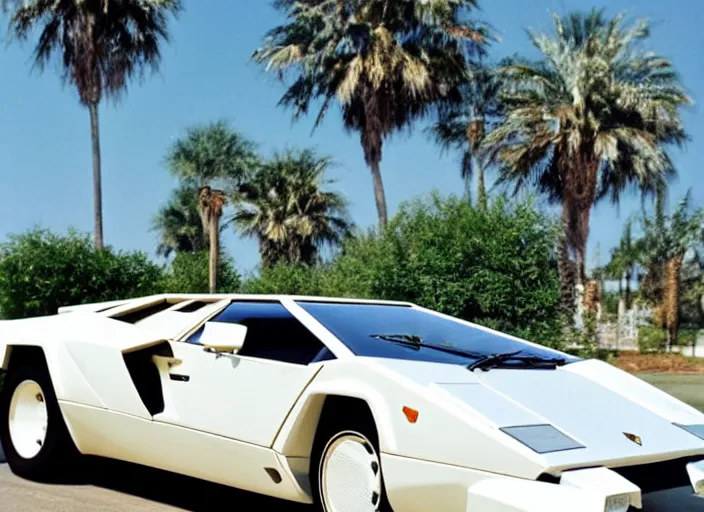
[[403, 406, 419, 424]]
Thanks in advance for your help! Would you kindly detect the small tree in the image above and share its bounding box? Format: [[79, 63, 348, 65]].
[[162, 252, 240, 294], [640, 191, 704, 349], [0, 229, 163, 319], [165, 121, 258, 292]]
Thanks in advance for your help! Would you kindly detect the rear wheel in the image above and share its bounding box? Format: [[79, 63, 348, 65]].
[[311, 400, 393, 512], [0, 359, 79, 481]]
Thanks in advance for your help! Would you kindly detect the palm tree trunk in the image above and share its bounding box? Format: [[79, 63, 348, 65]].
[[625, 269, 632, 310], [665, 254, 684, 351], [369, 159, 388, 229], [89, 102, 104, 250], [557, 223, 576, 319], [209, 217, 219, 294], [476, 158, 487, 210], [616, 278, 624, 350]]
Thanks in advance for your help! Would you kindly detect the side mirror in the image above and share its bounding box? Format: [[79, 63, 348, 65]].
[[199, 321, 247, 355]]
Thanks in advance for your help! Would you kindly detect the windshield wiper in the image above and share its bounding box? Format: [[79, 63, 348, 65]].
[[467, 350, 567, 372], [370, 334, 483, 360]]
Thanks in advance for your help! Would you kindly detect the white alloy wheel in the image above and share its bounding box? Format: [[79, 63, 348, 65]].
[[320, 431, 383, 512], [8, 380, 48, 459]]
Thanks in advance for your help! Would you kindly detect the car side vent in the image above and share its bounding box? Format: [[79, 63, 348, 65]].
[[114, 301, 172, 324], [536, 473, 561, 485], [264, 468, 283, 484], [177, 301, 210, 313], [123, 341, 173, 416]]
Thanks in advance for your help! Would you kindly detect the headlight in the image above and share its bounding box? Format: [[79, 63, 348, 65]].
[[675, 423, 704, 441], [500, 424, 584, 454], [686, 459, 704, 496], [561, 467, 641, 510], [604, 494, 630, 512]]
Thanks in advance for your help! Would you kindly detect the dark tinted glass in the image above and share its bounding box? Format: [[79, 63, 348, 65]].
[[188, 301, 328, 365], [297, 302, 578, 366]]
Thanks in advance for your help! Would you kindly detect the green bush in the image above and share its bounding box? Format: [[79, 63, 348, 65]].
[[244, 193, 565, 348], [242, 263, 324, 295], [637, 325, 668, 353], [0, 228, 164, 319], [679, 329, 698, 346], [161, 251, 240, 294]]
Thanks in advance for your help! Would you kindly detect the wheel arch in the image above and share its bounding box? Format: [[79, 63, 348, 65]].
[[273, 382, 398, 462], [1, 343, 85, 451], [3, 345, 47, 370]]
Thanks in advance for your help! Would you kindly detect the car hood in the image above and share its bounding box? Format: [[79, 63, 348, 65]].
[[369, 357, 704, 472]]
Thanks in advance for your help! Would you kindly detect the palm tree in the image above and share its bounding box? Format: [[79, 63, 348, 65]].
[[166, 121, 259, 292], [199, 187, 228, 294], [429, 64, 502, 208], [606, 219, 641, 310], [640, 190, 704, 349], [234, 149, 351, 267], [166, 120, 259, 189], [152, 185, 207, 258], [483, 9, 689, 294], [253, 0, 491, 229], [4, 0, 182, 250]]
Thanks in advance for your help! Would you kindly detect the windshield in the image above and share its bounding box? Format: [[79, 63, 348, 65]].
[[296, 302, 579, 366]]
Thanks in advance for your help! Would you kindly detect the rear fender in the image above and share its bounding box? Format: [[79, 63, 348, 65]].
[[0, 314, 168, 419]]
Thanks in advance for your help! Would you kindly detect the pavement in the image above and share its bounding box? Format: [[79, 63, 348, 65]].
[[0, 456, 310, 511], [0, 455, 703, 511]]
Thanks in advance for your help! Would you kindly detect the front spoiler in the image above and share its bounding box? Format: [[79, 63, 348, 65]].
[[381, 454, 704, 512], [467, 467, 640, 511]]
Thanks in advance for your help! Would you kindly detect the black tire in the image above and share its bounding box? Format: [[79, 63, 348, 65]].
[[311, 401, 394, 512], [0, 358, 79, 482]]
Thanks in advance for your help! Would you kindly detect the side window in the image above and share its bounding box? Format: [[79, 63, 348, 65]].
[[187, 301, 332, 366]]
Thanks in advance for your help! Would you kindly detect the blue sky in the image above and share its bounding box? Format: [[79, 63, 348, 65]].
[[0, 0, 702, 278]]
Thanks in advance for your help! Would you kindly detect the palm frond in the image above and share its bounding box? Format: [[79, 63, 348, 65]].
[[4, 0, 182, 105], [233, 148, 352, 267]]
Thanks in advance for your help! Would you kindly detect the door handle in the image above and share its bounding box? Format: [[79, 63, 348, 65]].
[[152, 355, 190, 382], [152, 355, 183, 368]]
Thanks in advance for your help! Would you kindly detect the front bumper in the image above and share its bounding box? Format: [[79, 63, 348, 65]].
[[381, 454, 704, 512]]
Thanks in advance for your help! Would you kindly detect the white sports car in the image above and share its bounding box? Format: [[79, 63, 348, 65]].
[[1, 294, 703, 512]]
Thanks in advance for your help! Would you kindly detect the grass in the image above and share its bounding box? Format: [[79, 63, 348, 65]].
[[638, 373, 704, 412]]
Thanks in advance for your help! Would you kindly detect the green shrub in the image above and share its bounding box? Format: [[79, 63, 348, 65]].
[[679, 329, 699, 348], [637, 325, 668, 353], [161, 251, 240, 294], [241, 263, 326, 295], [0, 228, 164, 319]]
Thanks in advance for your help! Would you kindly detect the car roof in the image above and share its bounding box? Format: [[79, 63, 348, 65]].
[[57, 294, 414, 315]]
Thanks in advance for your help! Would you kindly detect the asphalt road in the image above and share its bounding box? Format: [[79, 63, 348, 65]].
[[0, 447, 310, 511], [1, 450, 703, 511]]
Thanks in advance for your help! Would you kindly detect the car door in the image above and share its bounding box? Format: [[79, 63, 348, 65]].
[[151, 301, 328, 447]]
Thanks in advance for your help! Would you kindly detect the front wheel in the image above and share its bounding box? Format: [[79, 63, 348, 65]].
[[0, 360, 79, 481], [311, 407, 393, 512]]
